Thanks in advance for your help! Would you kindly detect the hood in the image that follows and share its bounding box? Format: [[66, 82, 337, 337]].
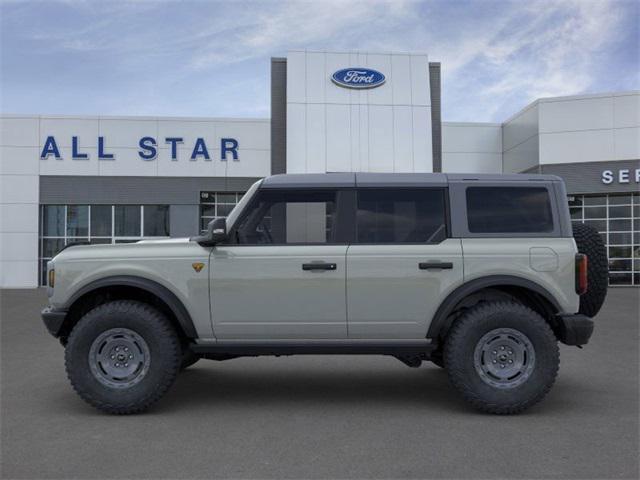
[[52, 237, 200, 262]]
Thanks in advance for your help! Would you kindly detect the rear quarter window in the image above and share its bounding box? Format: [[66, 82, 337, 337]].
[[466, 187, 554, 233]]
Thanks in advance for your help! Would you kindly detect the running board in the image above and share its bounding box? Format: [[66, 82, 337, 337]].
[[190, 339, 436, 357]]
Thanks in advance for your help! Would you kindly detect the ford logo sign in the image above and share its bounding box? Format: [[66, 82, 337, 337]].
[[331, 68, 386, 89]]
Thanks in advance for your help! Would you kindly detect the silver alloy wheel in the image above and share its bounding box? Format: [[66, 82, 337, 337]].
[[88, 328, 151, 389], [473, 328, 536, 389]]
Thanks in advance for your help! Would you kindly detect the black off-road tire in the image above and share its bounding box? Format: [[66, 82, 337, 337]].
[[65, 300, 181, 414], [180, 349, 200, 370], [572, 223, 608, 317], [444, 301, 559, 414]]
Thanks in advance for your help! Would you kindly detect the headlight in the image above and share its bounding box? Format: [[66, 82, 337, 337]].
[[48, 268, 55, 288]]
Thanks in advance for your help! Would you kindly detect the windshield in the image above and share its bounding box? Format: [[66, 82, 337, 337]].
[[226, 179, 262, 230]]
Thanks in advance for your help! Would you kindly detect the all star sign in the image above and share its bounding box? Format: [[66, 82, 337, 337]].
[[39, 136, 240, 162], [331, 68, 386, 89]]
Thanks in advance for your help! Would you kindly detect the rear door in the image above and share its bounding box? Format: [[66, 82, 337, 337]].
[[346, 188, 463, 339]]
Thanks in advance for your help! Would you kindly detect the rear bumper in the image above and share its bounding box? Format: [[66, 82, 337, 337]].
[[556, 313, 594, 346], [41, 306, 68, 338]]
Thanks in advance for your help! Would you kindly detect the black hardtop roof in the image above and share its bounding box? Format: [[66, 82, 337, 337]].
[[260, 172, 563, 189]]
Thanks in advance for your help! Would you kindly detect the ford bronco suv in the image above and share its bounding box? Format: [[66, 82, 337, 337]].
[[42, 173, 608, 414]]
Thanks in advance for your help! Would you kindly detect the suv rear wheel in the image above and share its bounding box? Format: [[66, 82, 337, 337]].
[[65, 300, 181, 414], [444, 301, 559, 414]]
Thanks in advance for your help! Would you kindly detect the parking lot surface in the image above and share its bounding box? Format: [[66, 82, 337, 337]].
[[1, 288, 638, 479]]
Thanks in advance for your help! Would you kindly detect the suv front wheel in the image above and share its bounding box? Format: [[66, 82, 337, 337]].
[[444, 301, 559, 414], [65, 300, 182, 414]]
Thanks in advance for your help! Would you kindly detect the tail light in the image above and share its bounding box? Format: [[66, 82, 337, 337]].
[[575, 254, 588, 295]]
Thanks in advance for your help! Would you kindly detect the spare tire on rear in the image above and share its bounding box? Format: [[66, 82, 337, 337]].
[[572, 223, 608, 317]]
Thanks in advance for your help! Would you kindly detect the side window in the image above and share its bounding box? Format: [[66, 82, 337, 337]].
[[356, 188, 447, 243], [466, 187, 554, 233], [234, 190, 337, 245]]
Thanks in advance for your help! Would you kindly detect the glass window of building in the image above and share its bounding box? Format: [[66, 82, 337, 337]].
[[199, 191, 244, 232], [39, 204, 170, 285], [143, 205, 170, 236], [114, 205, 141, 236]]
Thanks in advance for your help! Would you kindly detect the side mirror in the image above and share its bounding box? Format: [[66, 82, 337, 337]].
[[192, 217, 227, 246], [209, 217, 227, 244]]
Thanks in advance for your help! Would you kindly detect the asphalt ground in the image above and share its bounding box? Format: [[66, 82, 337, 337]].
[[1, 288, 638, 479]]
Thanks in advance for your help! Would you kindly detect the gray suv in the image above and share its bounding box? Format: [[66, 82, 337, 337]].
[[42, 173, 608, 414]]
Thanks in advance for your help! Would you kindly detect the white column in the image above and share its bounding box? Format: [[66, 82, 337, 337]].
[[0, 116, 40, 288]]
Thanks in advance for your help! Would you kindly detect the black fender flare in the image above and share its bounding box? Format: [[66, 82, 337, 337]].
[[65, 275, 198, 338], [426, 275, 561, 340]]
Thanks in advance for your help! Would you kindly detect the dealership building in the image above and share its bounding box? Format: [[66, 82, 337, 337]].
[[1, 50, 638, 288]]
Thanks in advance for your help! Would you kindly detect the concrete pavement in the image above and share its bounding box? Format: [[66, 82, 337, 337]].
[[1, 288, 638, 479]]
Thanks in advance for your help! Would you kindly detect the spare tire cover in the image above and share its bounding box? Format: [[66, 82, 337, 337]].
[[572, 223, 608, 317]]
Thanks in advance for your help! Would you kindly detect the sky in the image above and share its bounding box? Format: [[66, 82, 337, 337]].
[[1, 0, 638, 122]]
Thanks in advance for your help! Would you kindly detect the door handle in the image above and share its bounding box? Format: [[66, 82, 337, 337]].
[[302, 262, 337, 271], [419, 261, 453, 270]]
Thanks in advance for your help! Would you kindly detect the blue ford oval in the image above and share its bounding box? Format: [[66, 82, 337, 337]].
[[331, 68, 386, 89]]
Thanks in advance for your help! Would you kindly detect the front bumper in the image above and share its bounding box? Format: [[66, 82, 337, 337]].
[[556, 313, 594, 346], [41, 306, 68, 338]]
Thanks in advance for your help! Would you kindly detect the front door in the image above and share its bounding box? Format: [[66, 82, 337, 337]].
[[346, 188, 463, 339], [210, 188, 349, 339]]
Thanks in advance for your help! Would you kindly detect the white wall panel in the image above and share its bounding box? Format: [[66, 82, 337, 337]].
[[540, 129, 614, 164], [286, 51, 307, 104], [0, 117, 38, 147], [540, 96, 613, 133], [391, 55, 412, 105], [503, 104, 539, 152], [0, 146, 39, 175], [442, 123, 502, 154], [614, 93, 640, 128], [503, 135, 539, 173], [349, 104, 361, 171], [614, 127, 640, 160], [306, 52, 326, 104], [0, 175, 38, 204], [393, 106, 413, 172], [0, 204, 39, 233], [358, 104, 369, 171], [410, 55, 430, 106], [40, 117, 99, 148], [412, 107, 432, 172], [368, 105, 393, 171], [441, 123, 501, 174], [99, 119, 158, 148], [326, 104, 351, 172], [216, 121, 270, 150], [442, 152, 502, 173], [286, 104, 306, 173], [305, 104, 326, 173], [0, 260, 38, 288], [0, 232, 37, 261], [225, 149, 271, 177]]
